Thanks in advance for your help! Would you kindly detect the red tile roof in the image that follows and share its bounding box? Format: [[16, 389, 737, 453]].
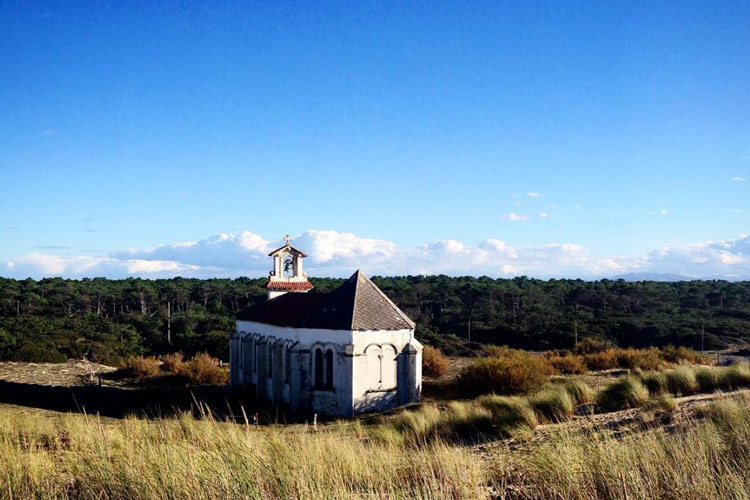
[[266, 281, 314, 291]]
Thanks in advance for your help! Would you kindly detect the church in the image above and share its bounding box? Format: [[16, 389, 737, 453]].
[[230, 237, 423, 417]]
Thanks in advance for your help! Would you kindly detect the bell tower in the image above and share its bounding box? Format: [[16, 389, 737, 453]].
[[266, 234, 314, 300]]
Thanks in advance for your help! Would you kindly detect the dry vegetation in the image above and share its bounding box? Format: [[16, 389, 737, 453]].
[[115, 353, 228, 386], [2, 348, 749, 499], [3, 388, 750, 499]]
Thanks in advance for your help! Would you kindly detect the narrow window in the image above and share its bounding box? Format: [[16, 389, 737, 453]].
[[284, 345, 292, 384], [325, 349, 334, 389], [268, 344, 273, 379], [253, 341, 259, 373], [238, 335, 244, 369], [314, 348, 323, 388]]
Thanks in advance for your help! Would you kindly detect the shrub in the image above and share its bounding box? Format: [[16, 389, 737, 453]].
[[530, 388, 575, 423], [661, 345, 709, 365], [175, 353, 229, 386], [118, 356, 161, 379], [583, 349, 618, 371], [162, 352, 185, 373], [546, 353, 587, 374], [666, 366, 698, 395], [563, 380, 595, 406], [616, 347, 663, 371], [457, 349, 550, 397], [477, 394, 538, 436], [573, 338, 614, 354], [640, 371, 669, 395], [597, 376, 649, 412], [422, 346, 449, 377]]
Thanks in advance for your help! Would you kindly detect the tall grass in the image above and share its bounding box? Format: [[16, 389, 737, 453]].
[[0, 408, 485, 499], [493, 396, 750, 499], [4, 392, 750, 499], [596, 375, 649, 411]]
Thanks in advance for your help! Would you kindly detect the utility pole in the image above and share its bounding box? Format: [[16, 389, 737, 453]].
[[574, 303, 579, 347], [701, 321, 705, 354], [167, 301, 172, 345]]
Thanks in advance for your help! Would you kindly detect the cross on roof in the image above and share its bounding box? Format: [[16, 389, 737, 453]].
[[284, 234, 291, 245]]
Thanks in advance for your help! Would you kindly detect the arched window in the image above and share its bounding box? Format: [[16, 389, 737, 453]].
[[325, 349, 334, 389], [314, 348, 323, 388], [284, 345, 292, 384]]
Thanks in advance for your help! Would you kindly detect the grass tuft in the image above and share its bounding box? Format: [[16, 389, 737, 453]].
[[530, 387, 575, 423], [596, 375, 649, 411], [665, 366, 698, 396]]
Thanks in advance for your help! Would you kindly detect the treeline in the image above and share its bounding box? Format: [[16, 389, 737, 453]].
[[0, 276, 749, 364]]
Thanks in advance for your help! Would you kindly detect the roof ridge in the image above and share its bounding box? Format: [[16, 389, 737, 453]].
[[349, 270, 361, 329], [355, 271, 416, 330]]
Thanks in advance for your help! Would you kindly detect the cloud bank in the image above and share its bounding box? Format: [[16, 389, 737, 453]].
[[3, 230, 749, 280]]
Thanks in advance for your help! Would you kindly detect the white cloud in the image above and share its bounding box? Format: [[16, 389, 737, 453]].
[[538, 212, 549, 219], [732, 176, 746, 182], [527, 192, 543, 198], [504, 212, 529, 222], [3, 230, 750, 280], [648, 209, 668, 216]]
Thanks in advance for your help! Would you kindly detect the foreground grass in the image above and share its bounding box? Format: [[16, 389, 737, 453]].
[[0, 406, 484, 500], [4, 390, 750, 499], [494, 396, 750, 499]]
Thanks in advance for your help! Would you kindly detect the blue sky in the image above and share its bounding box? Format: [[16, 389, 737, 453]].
[[1, 1, 749, 279]]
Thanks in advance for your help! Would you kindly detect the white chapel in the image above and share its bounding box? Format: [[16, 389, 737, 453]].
[[230, 237, 423, 417]]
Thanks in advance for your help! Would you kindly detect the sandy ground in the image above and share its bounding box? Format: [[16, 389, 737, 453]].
[[0, 360, 116, 387]]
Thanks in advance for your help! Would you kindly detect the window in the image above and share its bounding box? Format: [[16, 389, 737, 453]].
[[325, 349, 334, 389], [365, 344, 397, 391], [253, 340, 259, 373], [314, 348, 323, 388], [284, 345, 292, 384], [238, 334, 244, 369], [268, 344, 273, 379]]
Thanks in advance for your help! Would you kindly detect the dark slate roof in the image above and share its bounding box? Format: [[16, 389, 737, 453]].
[[236, 270, 415, 331]]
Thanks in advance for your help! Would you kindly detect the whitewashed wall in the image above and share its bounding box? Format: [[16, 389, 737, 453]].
[[231, 321, 422, 416]]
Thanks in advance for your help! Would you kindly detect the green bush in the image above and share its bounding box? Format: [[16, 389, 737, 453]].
[[597, 376, 649, 411]]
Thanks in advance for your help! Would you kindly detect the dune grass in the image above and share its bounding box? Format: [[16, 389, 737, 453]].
[[491, 396, 750, 500], [0, 406, 486, 500], [596, 375, 650, 411]]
